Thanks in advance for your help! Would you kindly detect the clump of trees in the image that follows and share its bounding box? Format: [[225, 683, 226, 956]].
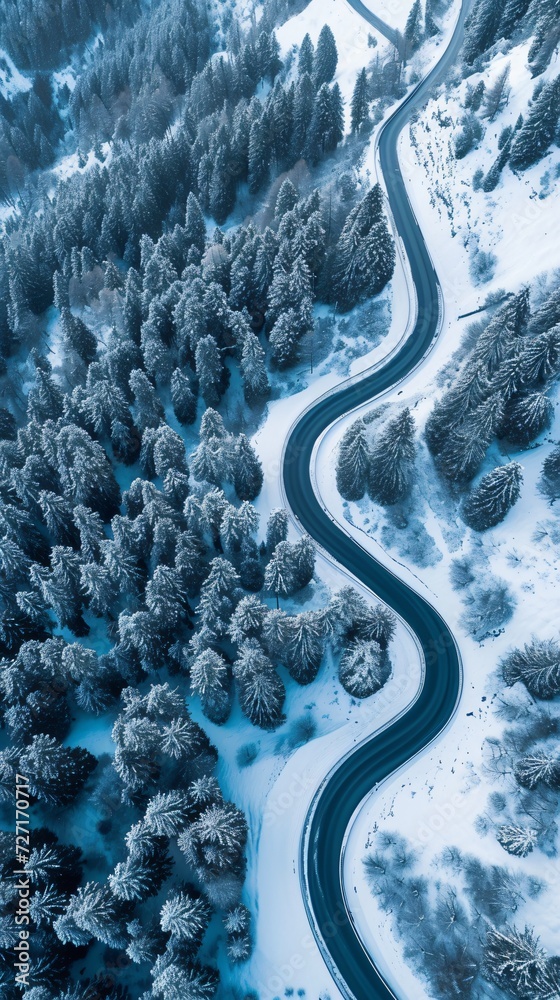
[[336, 408, 417, 507]]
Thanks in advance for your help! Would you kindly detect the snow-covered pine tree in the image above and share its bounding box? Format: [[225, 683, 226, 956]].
[[185, 192, 207, 259], [539, 445, 560, 501], [198, 557, 241, 638], [331, 184, 395, 311], [195, 335, 225, 409], [368, 409, 416, 505], [171, 369, 197, 425], [269, 308, 302, 369], [60, 308, 97, 365], [109, 843, 173, 901], [233, 639, 285, 729], [129, 369, 165, 431], [160, 887, 212, 946], [514, 751, 560, 789], [315, 24, 338, 86], [404, 0, 423, 56], [501, 638, 560, 698], [336, 418, 371, 501], [510, 75, 560, 170], [59, 882, 127, 949], [248, 114, 271, 194], [285, 611, 325, 684], [496, 825, 537, 857], [463, 0, 502, 64], [424, 0, 440, 36], [339, 639, 390, 698], [233, 434, 263, 501], [190, 650, 232, 724], [351, 69, 370, 134], [144, 790, 194, 836], [240, 330, 270, 407], [275, 179, 299, 221], [229, 595, 269, 644], [498, 391, 553, 446], [292, 72, 316, 161], [266, 508, 289, 554], [298, 33, 315, 76], [484, 925, 547, 996], [520, 325, 560, 386], [307, 83, 344, 162], [38, 491, 80, 547], [462, 462, 523, 530]]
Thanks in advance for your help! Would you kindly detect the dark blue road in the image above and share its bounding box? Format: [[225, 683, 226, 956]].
[[283, 4, 471, 997]]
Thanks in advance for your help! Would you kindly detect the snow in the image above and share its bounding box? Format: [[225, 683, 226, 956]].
[[0, 47, 31, 99]]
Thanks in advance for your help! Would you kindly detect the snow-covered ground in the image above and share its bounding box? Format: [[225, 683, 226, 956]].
[[0, 47, 31, 98]]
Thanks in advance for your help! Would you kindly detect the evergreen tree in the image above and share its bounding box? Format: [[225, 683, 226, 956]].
[[240, 330, 270, 406], [264, 540, 295, 606], [185, 192, 207, 258], [57, 882, 127, 949], [275, 179, 299, 220], [539, 446, 560, 501], [501, 638, 560, 698], [233, 639, 285, 729], [209, 126, 237, 225], [496, 825, 537, 858], [463, 0, 502, 64], [292, 73, 316, 161], [285, 611, 325, 684], [462, 462, 523, 530], [298, 33, 315, 76], [315, 25, 338, 87], [307, 83, 344, 162], [351, 69, 370, 134], [404, 0, 423, 55], [368, 409, 416, 505], [266, 508, 288, 554], [509, 76, 560, 170], [248, 115, 271, 194], [129, 369, 165, 431], [195, 335, 225, 408], [520, 326, 560, 386], [336, 419, 371, 501], [233, 434, 263, 501], [514, 751, 560, 789], [144, 791, 194, 836], [269, 309, 302, 369], [171, 369, 197, 425], [229, 595, 269, 644], [109, 843, 173, 901], [499, 392, 553, 446], [160, 888, 212, 945], [20, 735, 97, 805], [291, 534, 316, 589], [38, 491, 80, 547], [339, 639, 390, 698], [190, 650, 232, 724], [331, 185, 395, 311], [484, 925, 547, 996], [61, 309, 97, 365], [424, 0, 440, 36], [529, 283, 560, 337]]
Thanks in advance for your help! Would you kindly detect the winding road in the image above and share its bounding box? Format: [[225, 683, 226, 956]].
[[282, 3, 471, 998]]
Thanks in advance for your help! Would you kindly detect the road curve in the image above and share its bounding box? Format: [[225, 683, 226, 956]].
[[283, 4, 471, 999]]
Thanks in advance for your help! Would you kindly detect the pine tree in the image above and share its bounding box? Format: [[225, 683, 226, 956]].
[[233, 639, 285, 729], [198, 557, 241, 637], [275, 179, 299, 220], [496, 825, 537, 857], [233, 434, 263, 501], [307, 83, 344, 162], [144, 791, 194, 836], [298, 33, 315, 76], [171, 369, 197, 425], [229, 595, 269, 644], [264, 540, 295, 606], [499, 392, 553, 446], [499, 0, 531, 38], [509, 75, 560, 170], [331, 185, 395, 311], [292, 72, 316, 161], [248, 115, 271, 195], [529, 283, 560, 337], [269, 309, 302, 369], [463, 0, 502, 64], [368, 409, 416, 505], [404, 0, 423, 56], [351, 69, 370, 134], [240, 330, 270, 406], [291, 534, 316, 589], [129, 369, 165, 431], [38, 491, 80, 547], [195, 335, 225, 408], [484, 925, 547, 996], [185, 192, 207, 258], [58, 882, 127, 949], [315, 25, 338, 87], [463, 462, 523, 530], [520, 326, 560, 386], [109, 843, 173, 901], [336, 419, 371, 501], [285, 611, 325, 684], [514, 750, 560, 789], [501, 638, 560, 698], [424, 0, 440, 36], [539, 446, 560, 501], [339, 639, 390, 698], [209, 126, 237, 225], [266, 508, 288, 554], [61, 309, 97, 365], [160, 888, 212, 945], [20, 735, 96, 805], [190, 650, 232, 724]]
